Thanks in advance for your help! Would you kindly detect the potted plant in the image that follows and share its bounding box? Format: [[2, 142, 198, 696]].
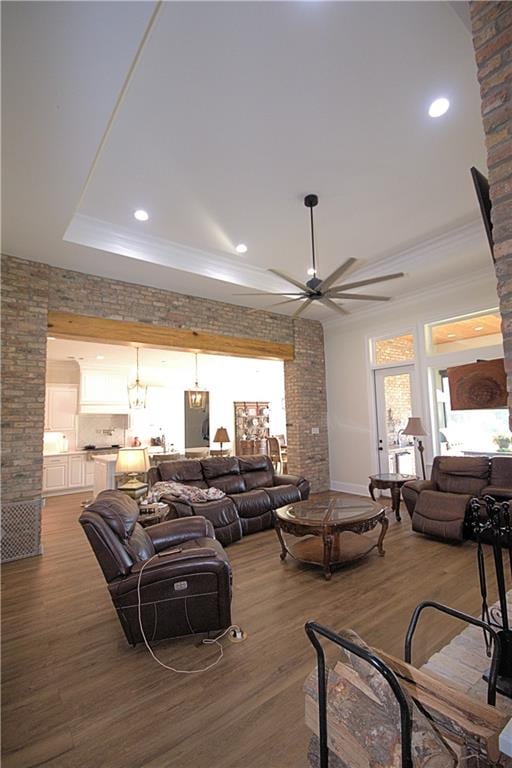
[[493, 434, 511, 452]]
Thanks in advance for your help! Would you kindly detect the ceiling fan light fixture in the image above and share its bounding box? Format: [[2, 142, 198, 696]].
[[307, 267, 316, 276]]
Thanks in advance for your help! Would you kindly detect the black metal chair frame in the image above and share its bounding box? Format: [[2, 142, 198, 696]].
[[404, 599, 501, 706], [304, 621, 414, 768]]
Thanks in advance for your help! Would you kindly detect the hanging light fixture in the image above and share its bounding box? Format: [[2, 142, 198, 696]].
[[127, 347, 147, 409], [188, 353, 207, 409]]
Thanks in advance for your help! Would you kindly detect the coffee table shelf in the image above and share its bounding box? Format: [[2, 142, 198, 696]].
[[275, 497, 388, 580]]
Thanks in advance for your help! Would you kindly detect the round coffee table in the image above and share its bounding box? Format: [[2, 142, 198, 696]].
[[368, 473, 417, 522], [274, 497, 388, 580]]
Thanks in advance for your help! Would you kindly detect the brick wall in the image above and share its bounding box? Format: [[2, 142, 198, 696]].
[[470, 2, 512, 421], [1, 254, 330, 559], [374, 333, 415, 365]]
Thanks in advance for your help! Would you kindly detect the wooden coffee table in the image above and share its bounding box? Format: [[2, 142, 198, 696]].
[[274, 497, 388, 580]]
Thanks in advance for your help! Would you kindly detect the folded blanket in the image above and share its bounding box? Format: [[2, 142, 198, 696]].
[[152, 481, 225, 504]]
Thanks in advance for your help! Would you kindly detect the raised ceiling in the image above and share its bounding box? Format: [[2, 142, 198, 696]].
[[2, 1, 495, 320]]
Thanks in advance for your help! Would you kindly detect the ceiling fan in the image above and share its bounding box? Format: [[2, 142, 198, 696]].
[[236, 194, 405, 317]]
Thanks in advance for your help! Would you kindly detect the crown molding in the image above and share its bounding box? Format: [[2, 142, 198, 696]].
[[63, 213, 292, 294], [322, 265, 497, 330]]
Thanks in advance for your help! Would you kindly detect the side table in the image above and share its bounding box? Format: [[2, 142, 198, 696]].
[[368, 473, 417, 522], [138, 501, 170, 528]]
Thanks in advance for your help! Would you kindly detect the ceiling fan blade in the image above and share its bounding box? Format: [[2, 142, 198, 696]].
[[319, 297, 350, 316], [293, 298, 313, 317], [269, 297, 305, 307], [269, 269, 309, 292], [317, 258, 359, 291], [331, 272, 405, 292], [232, 292, 305, 296], [326, 292, 391, 301]]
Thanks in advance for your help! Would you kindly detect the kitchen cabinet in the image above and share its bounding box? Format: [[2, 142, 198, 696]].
[[45, 386, 77, 431], [68, 454, 85, 488], [43, 456, 68, 492], [79, 367, 129, 413], [43, 453, 94, 494]]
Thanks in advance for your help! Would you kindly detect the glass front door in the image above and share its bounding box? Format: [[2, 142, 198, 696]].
[[375, 365, 418, 474]]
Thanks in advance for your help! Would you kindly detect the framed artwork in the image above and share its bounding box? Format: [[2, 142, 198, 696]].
[[447, 358, 507, 410]]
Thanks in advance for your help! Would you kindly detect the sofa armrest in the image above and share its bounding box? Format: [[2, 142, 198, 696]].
[[147, 466, 160, 487], [403, 480, 437, 494], [274, 473, 310, 500], [146, 516, 215, 551]]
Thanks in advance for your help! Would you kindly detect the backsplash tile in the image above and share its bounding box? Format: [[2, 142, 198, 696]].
[[77, 414, 128, 448]]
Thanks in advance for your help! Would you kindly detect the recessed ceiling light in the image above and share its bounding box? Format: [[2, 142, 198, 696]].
[[428, 97, 450, 118], [235, 243, 248, 254], [447, 333, 456, 338], [134, 209, 149, 221], [96, 355, 105, 360], [474, 326, 484, 331], [47, 336, 56, 341], [307, 267, 316, 276]]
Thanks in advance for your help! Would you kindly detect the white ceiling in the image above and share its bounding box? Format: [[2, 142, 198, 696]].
[[2, 1, 494, 321]]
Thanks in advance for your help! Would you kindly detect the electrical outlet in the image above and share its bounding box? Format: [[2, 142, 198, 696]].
[[311, 427, 320, 435]]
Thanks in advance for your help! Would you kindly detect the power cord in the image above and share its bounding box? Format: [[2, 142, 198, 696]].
[[136, 553, 245, 674]]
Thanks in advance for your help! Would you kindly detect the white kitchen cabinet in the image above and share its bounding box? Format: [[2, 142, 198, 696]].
[[43, 456, 68, 492], [79, 367, 129, 413], [45, 386, 77, 431], [68, 454, 85, 488], [43, 453, 94, 494]]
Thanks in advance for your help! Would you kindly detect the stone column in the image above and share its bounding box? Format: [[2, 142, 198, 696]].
[[470, 2, 512, 421]]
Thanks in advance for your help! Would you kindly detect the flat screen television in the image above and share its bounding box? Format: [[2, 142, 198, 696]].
[[470, 166, 494, 262]]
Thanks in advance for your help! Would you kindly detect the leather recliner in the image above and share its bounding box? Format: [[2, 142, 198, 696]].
[[402, 455, 512, 542], [79, 490, 232, 646], [147, 454, 310, 547]]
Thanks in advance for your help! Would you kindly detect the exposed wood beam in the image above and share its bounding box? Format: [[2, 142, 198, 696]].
[[47, 311, 295, 361]]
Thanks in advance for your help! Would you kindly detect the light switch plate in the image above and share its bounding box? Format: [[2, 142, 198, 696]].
[[311, 427, 320, 435]]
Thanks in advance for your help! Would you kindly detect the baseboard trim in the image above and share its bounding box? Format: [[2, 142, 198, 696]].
[[330, 481, 369, 497]]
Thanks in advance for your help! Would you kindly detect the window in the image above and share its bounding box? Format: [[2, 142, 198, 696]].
[[434, 369, 510, 455], [427, 311, 502, 356], [374, 333, 415, 365]]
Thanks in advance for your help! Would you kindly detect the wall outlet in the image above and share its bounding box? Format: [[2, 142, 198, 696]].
[[311, 427, 320, 435]]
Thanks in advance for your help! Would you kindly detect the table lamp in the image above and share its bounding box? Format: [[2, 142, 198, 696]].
[[402, 417, 427, 480], [116, 447, 150, 490], [213, 427, 230, 453]]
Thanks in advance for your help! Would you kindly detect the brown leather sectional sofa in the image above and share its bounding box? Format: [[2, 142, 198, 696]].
[[147, 454, 310, 547], [79, 490, 232, 646], [402, 455, 512, 542]]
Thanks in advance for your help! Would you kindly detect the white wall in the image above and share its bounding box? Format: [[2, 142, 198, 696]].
[[127, 354, 286, 452], [324, 269, 502, 494]]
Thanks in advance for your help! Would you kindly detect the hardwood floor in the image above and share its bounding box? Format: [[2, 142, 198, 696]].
[[1, 492, 504, 768]]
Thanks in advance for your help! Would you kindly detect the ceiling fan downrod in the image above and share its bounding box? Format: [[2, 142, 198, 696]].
[[304, 194, 322, 291]]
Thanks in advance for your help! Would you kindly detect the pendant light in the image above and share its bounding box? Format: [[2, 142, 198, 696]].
[[127, 347, 147, 409], [188, 353, 207, 409]]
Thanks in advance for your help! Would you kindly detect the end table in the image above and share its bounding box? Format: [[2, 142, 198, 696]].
[[368, 473, 417, 522], [138, 501, 170, 528]]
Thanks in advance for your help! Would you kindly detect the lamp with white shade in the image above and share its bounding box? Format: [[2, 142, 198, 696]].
[[402, 417, 427, 480], [116, 447, 150, 497]]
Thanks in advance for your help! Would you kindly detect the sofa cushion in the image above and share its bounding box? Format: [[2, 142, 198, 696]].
[[481, 485, 512, 500], [230, 489, 270, 518], [412, 490, 470, 542], [264, 484, 301, 509], [201, 456, 240, 478], [87, 490, 140, 539], [490, 456, 512, 488], [241, 511, 273, 535], [206, 474, 246, 495], [435, 456, 489, 496], [159, 459, 208, 488], [238, 455, 273, 473], [438, 456, 489, 478]]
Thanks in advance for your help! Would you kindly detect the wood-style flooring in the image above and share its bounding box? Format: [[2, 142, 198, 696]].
[[1, 492, 505, 768]]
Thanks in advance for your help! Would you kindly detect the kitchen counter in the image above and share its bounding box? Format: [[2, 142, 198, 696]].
[[43, 450, 89, 457]]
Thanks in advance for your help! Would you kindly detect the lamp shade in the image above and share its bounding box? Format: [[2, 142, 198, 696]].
[[116, 447, 150, 474], [402, 417, 427, 437], [214, 427, 230, 444]]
